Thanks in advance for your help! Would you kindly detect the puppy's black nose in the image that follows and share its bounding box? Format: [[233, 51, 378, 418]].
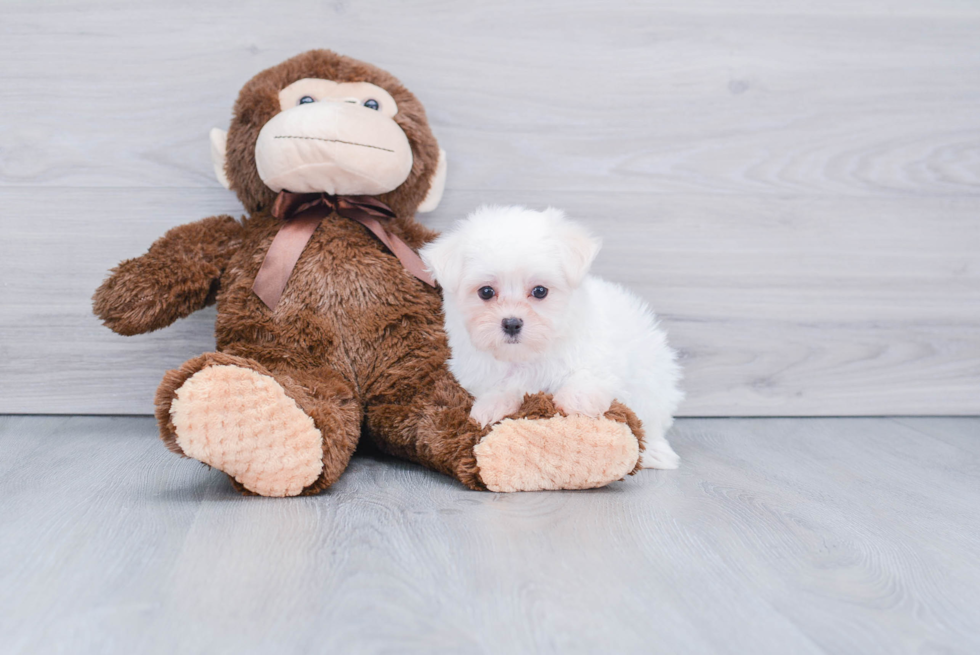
[[501, 317, 523, 336]]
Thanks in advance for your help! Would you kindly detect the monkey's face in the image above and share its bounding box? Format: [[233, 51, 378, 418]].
[[215, 50, 445, 216], [254, 78, 414, 196]]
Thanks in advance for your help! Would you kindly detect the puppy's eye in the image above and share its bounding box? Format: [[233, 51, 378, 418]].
[[363, 99, 380, 110], [298, 96, 315, 105], [531, 286, 548, 299], [478, 286, 496, 301]]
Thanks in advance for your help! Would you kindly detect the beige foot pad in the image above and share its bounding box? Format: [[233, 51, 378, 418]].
[[474, 415, 639, 492], [170, 365, 323, 497]]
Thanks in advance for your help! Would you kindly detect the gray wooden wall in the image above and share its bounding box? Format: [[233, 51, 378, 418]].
[[1, 1, 978, 416]]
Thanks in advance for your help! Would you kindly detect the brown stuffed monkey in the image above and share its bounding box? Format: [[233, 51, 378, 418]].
[[93, 50, 644, 496]]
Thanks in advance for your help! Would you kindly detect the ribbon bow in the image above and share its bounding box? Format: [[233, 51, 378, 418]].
[[252, 191, 436, 310]]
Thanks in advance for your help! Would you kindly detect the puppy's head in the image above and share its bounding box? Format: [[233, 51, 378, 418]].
[[421, 205, 601, 362]]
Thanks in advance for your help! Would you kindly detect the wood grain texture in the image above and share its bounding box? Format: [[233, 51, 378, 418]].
[[2, 188, 977, 415], [2, 1, 979, 196], [1, 415, 978, 654], [0, 0, 978, 415]]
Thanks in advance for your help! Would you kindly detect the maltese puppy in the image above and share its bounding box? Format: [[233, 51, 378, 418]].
[[420, 205, 683, 469]]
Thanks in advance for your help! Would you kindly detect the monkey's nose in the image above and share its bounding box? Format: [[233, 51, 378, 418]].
[[501, 317, 523, 336]]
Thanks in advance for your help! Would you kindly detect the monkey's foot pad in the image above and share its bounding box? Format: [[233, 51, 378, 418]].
[[474, 415, 639, 492], [169, 364, 323, 497]]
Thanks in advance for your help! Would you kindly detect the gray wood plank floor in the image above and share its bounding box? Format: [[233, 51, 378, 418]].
[[1, 416, 977, 654]]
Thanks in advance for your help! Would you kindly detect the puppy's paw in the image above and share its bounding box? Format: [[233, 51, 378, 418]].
[[470, 391, 524, 427], [640, 437, 680, 470], [554, 385, 614, 419]]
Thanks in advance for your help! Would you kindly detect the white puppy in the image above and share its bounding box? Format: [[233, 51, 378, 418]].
[[420, 205, 683, 469]]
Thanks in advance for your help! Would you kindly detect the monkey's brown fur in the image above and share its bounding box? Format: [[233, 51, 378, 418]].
[[93, 50, 643, 494]]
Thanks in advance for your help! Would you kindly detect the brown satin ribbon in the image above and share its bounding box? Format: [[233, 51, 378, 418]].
[[252, 191, 436, 310]]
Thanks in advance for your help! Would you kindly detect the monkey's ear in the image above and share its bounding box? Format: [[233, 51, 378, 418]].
[[417, 149, 447, 213], [210, 128, 231, 190]]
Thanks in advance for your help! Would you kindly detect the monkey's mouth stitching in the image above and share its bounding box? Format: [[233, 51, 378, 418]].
[[274, 135, 394, 153]]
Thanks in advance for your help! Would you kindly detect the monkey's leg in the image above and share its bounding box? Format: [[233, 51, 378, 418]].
[[155, 353, 361, 497], [364, 365, 644, 492]]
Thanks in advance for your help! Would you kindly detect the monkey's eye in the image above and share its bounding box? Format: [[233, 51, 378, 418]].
[[478, 286, 496, 301], [531, 286, 549, 299], [298, 96, 315, 105], [363, 99, 380, 110]]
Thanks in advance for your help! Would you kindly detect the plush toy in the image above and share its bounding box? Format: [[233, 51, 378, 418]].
[[93, 50, 645, 496]]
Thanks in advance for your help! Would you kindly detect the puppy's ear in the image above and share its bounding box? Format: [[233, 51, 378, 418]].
[[420, 230, 465, 292], [549, 209, 601, 286]]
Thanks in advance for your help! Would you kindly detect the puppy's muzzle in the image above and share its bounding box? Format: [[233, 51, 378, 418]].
[[501, 317, 523, 337]]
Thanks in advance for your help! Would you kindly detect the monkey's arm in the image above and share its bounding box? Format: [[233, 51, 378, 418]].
[[93, 215, 244, 336]]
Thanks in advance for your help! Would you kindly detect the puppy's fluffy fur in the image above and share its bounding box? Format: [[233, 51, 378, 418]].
[[421, 206, 683, 469]]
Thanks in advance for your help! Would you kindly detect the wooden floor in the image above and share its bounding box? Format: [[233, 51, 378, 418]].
[[1, 416, 977, 654]]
